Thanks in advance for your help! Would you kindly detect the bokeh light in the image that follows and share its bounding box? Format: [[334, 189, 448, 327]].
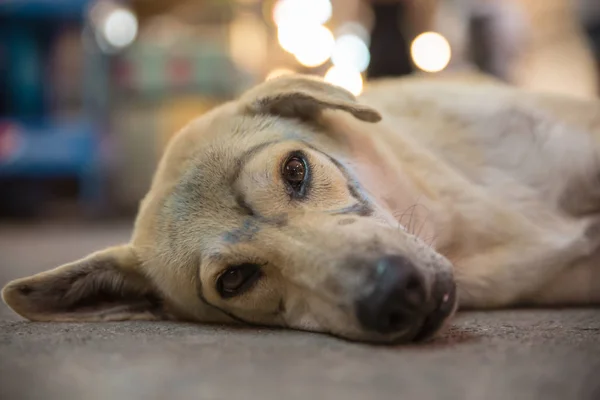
[[335, 22, 370, 45], [273, 0, 332, 26], [410, 32, 451, 73], [282, 24, 334, 67], [272, 0, 335, 68], [331, 34, 370, 72], [324, 66, 363, 96], [102, 8, 138, 49], [277, 23, 303, 54]]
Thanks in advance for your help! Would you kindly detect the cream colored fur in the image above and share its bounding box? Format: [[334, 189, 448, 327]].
[[2, 73, 599, 344]]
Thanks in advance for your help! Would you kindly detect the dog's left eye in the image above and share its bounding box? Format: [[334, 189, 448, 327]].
[[217, 264, 262, 298], [282, 153, 309, 197]]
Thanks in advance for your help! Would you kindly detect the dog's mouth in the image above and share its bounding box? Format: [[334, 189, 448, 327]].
[[412, 279, 457, 342]]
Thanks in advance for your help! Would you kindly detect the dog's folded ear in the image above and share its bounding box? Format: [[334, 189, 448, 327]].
[[240, 74, 382, 123], [1, 245, 169, 322]]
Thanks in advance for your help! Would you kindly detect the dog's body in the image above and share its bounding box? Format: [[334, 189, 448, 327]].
[[3, 73, 600, 343], [360, 74, 600, 307]]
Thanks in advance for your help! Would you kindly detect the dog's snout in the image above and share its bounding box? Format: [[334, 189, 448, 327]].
[[355, 255, 427, 334]]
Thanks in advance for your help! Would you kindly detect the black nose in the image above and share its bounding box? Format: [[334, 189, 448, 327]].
[[355, 255, 427, 334]]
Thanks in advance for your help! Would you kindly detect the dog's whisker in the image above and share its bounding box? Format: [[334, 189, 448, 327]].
[[427, 234, 438, 248], [416, 208, 432, 239], [408, 207, 416, 236], [393, 205, 415, 224], [396, 195, 427, 236], [394, 204, 418, 234]]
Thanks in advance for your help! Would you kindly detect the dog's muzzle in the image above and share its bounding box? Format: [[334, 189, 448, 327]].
[[354, 255, 456, 342]]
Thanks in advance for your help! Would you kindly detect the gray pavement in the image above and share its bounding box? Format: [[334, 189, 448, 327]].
[[1, 223, 599, 400]]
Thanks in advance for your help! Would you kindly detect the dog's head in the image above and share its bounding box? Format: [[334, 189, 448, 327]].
[[2, 75, 456, 343]]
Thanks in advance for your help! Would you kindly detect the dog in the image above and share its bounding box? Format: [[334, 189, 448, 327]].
[[2, 73, 600, 344]]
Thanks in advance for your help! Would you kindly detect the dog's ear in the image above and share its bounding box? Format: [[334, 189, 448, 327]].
[[1, 245, 168, 322], [240, 74, 381, 123]]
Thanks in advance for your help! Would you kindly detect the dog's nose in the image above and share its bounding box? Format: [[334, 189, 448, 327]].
[[355, 255, 427, 334]]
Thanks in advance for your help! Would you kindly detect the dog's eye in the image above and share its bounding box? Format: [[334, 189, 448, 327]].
[[217, 264, 262, 298], [282, 153, 309, 197], [284, 158, 305, 183]]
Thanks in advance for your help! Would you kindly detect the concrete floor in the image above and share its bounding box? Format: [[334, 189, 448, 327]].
[[1, 223, 599, 400]]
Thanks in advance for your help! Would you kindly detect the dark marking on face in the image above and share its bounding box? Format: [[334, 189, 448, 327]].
[[260, 213, 288, 228], [228, 139, 290, 228], [338, 218, 357, 226], [229, 140, 280, 187], [329, 203, 373, 217], [346, 183, 370, 208], [328, 160, 373, 213], [223, 212, 290, 244], [343, 181, 373, 216], [223, 218, 262, 243], [300, 141, 374, 216], [168, 168, 209, 226], [234, 191, 256, 217]]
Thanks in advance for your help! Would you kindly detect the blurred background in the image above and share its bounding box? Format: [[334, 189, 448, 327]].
[[0, 0, 599, 221]]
